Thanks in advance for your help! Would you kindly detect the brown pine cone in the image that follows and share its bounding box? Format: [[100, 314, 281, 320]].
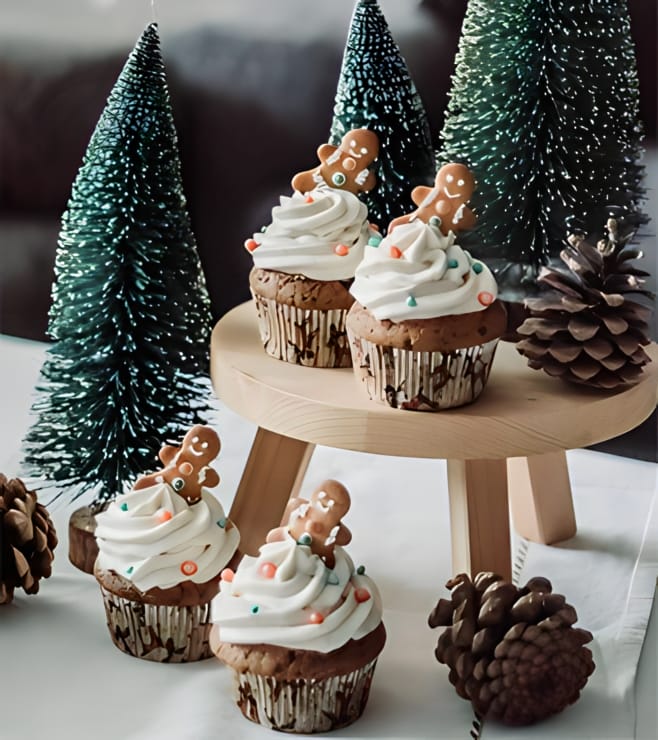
[[0, 474, 58, 605], [428, 572, 595, 726]]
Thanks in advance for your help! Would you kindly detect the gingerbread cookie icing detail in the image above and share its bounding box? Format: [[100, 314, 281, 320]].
[[389, 163, 477, 236], [266, 479, 352, 569], [292, 129, 379, 195], [132, 425, 220, 504]]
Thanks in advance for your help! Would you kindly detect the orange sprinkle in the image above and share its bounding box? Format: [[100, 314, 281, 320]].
[[477, 291, 495, 306], [180, 560, 198, 576], [258, 561, 277, 579], [244, 238, 259, 252], [389, 246, 402, 259], [156, 509, 173, 523], [309, 611, 325, 624], [220, 568, 235, 582], [305, 195, 314, 203], [354, 587, 371, 603], [335, 244, 349, 257]]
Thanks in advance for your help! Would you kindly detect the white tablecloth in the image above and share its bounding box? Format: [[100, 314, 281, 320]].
[[0, 334, 656, 739]]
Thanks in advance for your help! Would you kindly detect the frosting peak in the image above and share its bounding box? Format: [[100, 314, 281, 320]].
[[247, 187, 375, 280], [349, 219, 498, 321]]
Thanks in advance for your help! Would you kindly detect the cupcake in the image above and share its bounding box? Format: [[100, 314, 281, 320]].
[[94, 425, 240, 662], [211, 480, 386, 733], [246, 128, 380, 368], [346, 163, 507, 411]]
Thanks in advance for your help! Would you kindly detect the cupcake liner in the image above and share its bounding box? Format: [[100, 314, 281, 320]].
[[348, 330, 499, 411], [232, 658, 378, 733], [251, 293, 351, 368], [98, 584, 213, 662]]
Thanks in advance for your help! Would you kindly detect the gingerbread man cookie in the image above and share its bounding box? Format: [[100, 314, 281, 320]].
[[291, 129, 379, 195], [266, 479, 352, 569], [388, 163, 477, 236], [132, 425, 220, 505]]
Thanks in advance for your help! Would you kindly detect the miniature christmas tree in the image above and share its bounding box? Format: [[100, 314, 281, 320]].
[[22, 23, 213, 507], [516, 217, 652, 389], [438, 0, 646, 297], [330, 0, 435, 230]]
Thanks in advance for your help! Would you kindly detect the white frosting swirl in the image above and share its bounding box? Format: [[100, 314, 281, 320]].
[[95, 482, 239, 592], [248, 186, 375, 280], [350, 219, 499, 321], [213, 535, 383, 653]]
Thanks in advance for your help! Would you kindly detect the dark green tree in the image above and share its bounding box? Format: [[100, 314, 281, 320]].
[[438, 0, 646, 297], [330, 0, 435, 230], [22, 23, 213, 506]]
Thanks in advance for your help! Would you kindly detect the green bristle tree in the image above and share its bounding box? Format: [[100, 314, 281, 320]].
[[22, 23, 212, 507], [438, 0, 646, 297], [330, 0, 436, 231]]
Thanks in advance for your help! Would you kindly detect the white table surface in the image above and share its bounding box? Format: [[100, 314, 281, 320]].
[[0, 334, 656, 740]]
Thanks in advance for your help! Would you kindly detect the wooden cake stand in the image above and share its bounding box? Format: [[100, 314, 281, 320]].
[[210, 301, 658, 580]]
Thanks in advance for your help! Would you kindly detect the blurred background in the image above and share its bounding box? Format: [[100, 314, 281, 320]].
[[0, 0, 655, 341]]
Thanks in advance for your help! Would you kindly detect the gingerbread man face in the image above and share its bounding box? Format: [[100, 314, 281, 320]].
[[132, 425, 221, 505], [266, 480, 352, 569], [291, 129, 379, 195], [388, 163, 477, 236]]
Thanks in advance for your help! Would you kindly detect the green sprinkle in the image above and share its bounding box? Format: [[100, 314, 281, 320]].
[[126, 566, 134, 575], [406, 295, 417, 307], [327, 571, 340, 585], [472, 262, 483, 274], [448, 259, 459, 269], [250, 605, 260, 615], [356, 565, 366, 575], [217, 518, 226, 528], [120, 502, 128, 511], [368, 235, 382, 247]]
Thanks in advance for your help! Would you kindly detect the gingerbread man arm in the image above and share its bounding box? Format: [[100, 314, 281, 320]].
[[158, 444, 178, 466], [201, 467, 220, 489]]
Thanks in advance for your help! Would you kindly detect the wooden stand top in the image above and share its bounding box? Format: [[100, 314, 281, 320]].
[[210, 301, 658, 460]]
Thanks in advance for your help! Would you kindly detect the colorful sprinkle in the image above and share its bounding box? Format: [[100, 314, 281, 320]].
[[217, 518, 226, 528], [327, 571, 340, 585], [244, 238, 259, 252], [156, 508, 173, 523], [309, 611, 324, 624], [181, 560, 198, 576], [429, 215, 442, 229], [298, 533, 313, 546], [220, 568, 235, 582], [334, 244, 349, 257], [120, 502, 128, 511], [406, 296, 417, 308], [250, 605, 260, 615], [305, 195, 314, 203], [368, 235, 382, 247], [478, 291, 495, 306], [448, 259, 459, 269], [354, 588, 371, 603], [258, 561, 278, 579], [126, 566, 134, 575], [356, 565, 366, 575], [389, 246, 402, 259], [472, 262, 483, 274]]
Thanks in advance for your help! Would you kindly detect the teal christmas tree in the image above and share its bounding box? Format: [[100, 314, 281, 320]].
[[330, 0, 435, 230], [438, 0, 646, 297], [22, 23, 213, 506]]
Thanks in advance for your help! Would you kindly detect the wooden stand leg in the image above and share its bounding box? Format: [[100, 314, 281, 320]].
[[507, 451, 577, 544], [229, 427, 315, 555], [446, 458, 511, 581]]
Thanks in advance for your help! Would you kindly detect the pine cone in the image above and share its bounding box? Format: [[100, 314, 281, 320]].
[[516, 218, 653, 389], [428, 572, 595, 726], [0, 474, 58, 604]]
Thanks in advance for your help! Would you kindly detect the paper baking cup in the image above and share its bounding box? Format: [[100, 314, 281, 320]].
[[348, 330, 499, 411], [231, 658, 378, 733], [98, 584, 213, 662], [251, 294, 351, 367]]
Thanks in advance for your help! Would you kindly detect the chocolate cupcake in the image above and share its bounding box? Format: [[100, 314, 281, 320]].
[[211, 480, 386, 733], [94, 425, 240, 662], [245, 129, 380, 368], [347, 163, 506, 411]]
